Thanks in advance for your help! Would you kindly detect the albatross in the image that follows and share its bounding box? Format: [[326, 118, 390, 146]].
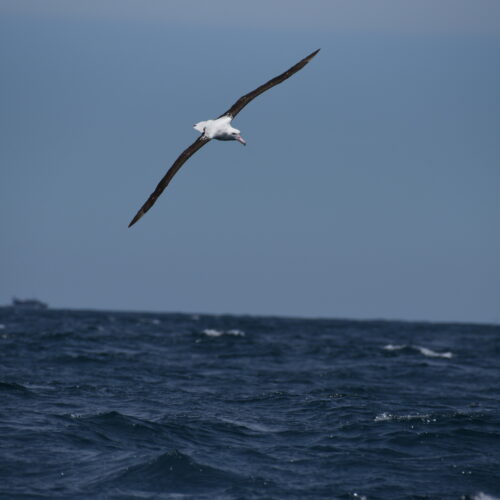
[[128, 48, 320, 228]]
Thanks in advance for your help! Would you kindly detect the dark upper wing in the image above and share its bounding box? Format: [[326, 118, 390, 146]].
[[219, 48, 320, 119], [128, 135, 210, 227]]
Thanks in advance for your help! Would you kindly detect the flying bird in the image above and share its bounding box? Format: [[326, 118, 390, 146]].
[[128, 48, 320, 228]]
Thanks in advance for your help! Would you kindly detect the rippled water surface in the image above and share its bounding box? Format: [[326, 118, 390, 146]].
[[0, 308, 499, 499]]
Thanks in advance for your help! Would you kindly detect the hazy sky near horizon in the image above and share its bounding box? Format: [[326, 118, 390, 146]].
[[1, 1, 499, 323]]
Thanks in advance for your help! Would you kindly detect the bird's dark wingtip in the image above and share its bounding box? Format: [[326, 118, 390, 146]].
[[301, 49, 320, 65], [128, 212, 143, 228]]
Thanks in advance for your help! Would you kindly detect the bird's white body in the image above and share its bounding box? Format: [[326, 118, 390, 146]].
[[193, 116, 246, 144]]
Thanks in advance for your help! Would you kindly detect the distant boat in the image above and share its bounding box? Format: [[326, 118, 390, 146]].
[[11, 298, 48, 310]]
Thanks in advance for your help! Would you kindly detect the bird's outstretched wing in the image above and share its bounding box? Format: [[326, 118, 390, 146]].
[[128, 136, 210, 227], [219, 48, 320, 119]]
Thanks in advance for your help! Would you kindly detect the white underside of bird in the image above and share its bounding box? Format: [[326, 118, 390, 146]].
[[193, 116, 246, 145]]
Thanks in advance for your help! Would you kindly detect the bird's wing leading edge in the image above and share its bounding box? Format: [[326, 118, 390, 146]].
[[128, 135, 210, 227], [219, 48, 320, 120]]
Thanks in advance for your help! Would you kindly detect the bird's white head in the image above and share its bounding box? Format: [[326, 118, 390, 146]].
[[229, 127, 246, 146]]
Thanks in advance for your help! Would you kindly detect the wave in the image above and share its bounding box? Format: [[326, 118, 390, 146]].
[[60, 410, 172, 450], [383, 344, 453, 358], [110, 449, 253, 493], [0, 381, 32, 394]]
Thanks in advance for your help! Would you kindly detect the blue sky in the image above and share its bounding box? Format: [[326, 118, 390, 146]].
[[1, 1, 499, 323]]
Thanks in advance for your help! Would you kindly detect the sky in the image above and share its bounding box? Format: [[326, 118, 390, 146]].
[[1, 0, 499, 323]]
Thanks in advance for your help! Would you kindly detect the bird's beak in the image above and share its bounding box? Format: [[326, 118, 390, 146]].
[[236, 135, 246, 146]]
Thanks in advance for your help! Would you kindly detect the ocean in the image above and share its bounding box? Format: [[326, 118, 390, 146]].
[[0, 308, 499, 500]]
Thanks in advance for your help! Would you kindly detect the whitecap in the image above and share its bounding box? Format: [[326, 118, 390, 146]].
[[416, 346, 453, 358], [471, 493, 500, 500], [352, 493, 368, 500], [227, 329, 245, 336], [383, 344, 405, 351], [0, 324, 5, 330], [383, 344, 452, 358], [202, 329, 245, 337], [374, 412, 393, 422], [375, 412, 433, 423]]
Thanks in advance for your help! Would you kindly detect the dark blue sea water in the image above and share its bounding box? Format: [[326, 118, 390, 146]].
[[1, 308, 499, 500]]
